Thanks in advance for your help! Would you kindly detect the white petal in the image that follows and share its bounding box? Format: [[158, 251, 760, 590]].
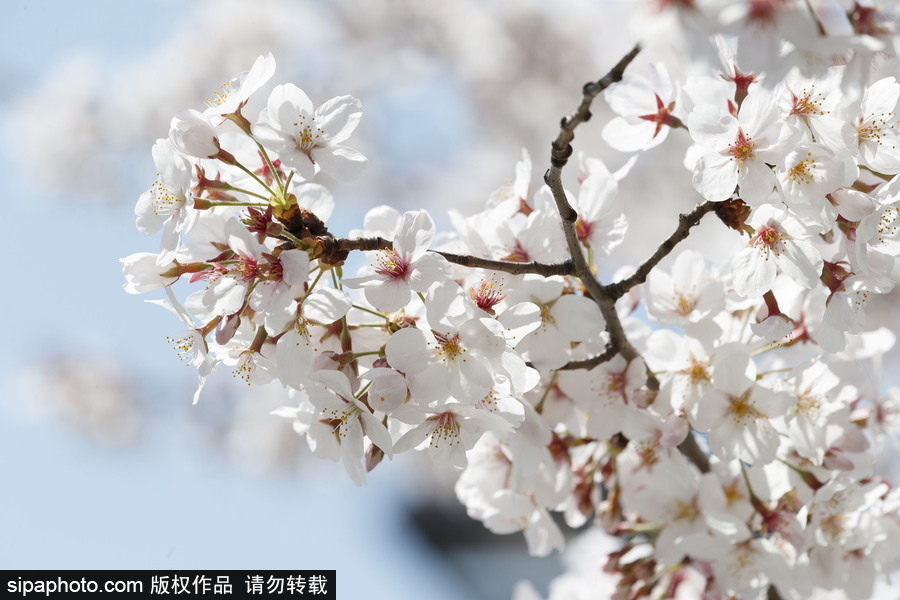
[[393, 210, 435, 260], [359, 410, 393, 458], [385, 327, 430, 374], [732, 246, 775, 298], [303, 287, 352, 323], [313, 145, 368, 181], [693, 152, 739, 201], [275, 328, 314, 389], [552, 295, 604, 342], [365, 279, 413, 313], [280, 250, 310, 286], [315, 95, 362, 143]]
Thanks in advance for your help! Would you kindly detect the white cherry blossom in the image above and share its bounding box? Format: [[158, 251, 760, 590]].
[[689, 86, 798, 205], [344, 209, 451, 313], [254, 83, 367, 180], [732, 202, 824, 298]]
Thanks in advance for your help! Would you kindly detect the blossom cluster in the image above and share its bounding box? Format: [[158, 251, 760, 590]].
[[123, 9, 900, 599]]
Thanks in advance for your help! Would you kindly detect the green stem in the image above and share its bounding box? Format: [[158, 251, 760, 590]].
[[355, 380, 373, 400], [254, 142, 285, 192], [352, 304, 390, 320], [206, 200, 269, 208], [301, 269, 326, 304], [280, 230, 309, 249], [534, 372, 558, 414], [231, 158, 278, 198], [219, 184, 270, 201]]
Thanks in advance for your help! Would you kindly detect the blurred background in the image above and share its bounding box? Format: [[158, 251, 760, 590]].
[[2, 1, 899, 598]]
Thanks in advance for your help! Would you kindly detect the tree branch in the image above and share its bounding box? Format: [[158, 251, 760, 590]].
[[543, 44, 642, 363], [544, 344, 618, 371], [677, 435, 709, 473], [541, 44, 713, 478], [548, 43, 641, 175], [333, 237, 575, 277], [604, 200, 718, 300]]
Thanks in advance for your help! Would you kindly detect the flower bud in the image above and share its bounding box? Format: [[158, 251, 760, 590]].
[[169, 109, 221, 158]]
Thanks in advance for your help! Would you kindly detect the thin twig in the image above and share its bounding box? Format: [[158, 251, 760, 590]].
[[544, 344, 618, 371], [334, 237, 575, 277], [677, 436, 710, 473], [548, 43, 642, 174], [604, 200, 718, 300], [541, 44, 712, 477], [543, 43, 642, 362]]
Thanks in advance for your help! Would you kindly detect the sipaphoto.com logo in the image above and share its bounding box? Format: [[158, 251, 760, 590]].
[[6, 575, 142, 596]]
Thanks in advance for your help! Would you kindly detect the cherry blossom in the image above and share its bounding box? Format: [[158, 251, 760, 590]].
[[689, 86, 798, 205], [344, 209, 451, 313], [253, 83, 367, 180], [602, 62, 683, 152], [854, 76, 900, 174], [305, 369, 393, 485], [203, 52, 276, 120], [693, 346, 792, 464], [645, 249, 725, 327], [168, 108, 228, 160], [731, 202, 824, 298]]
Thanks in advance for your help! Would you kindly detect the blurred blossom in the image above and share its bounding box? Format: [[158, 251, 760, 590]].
[[9, 351, 304, 474], [224, 383, 306, 475], [5, 0, 636, 212], [11, 354, 142, 447]]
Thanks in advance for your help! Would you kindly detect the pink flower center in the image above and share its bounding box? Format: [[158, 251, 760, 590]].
[[433, 330, 465, 362], [787, 152, 817, 185], [749, 224, 785, 256], [681, 359, 710, 386], [258, 253, 284, 283], [597, 370, 627, 404], [575, 215, 594, 246], [638, 93, 680, 139], [727, 128, 756, 163], [789, 86, 827, 117], [857, 111, 895, 146], [747, 0, 785, 27], [428, 412, 461, 448], [728, 390, 761, 425], [236, 256, 259, 281], [851, 3, 889, 36], [375, 250, 410, 279], [504, 239, 531, 263], [469, 277, 506, 313]]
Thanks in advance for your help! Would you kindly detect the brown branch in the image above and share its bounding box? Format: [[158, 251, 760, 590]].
[[677, 435, 709, 473], [333, 237, 575, 277], [549, 43, 642, 176], [544, 344, 618, 371], [544, 44, 642, 364], [541, 44, 712, 478], [435, 251, 574, 277], [604, 200, 718, 300]]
